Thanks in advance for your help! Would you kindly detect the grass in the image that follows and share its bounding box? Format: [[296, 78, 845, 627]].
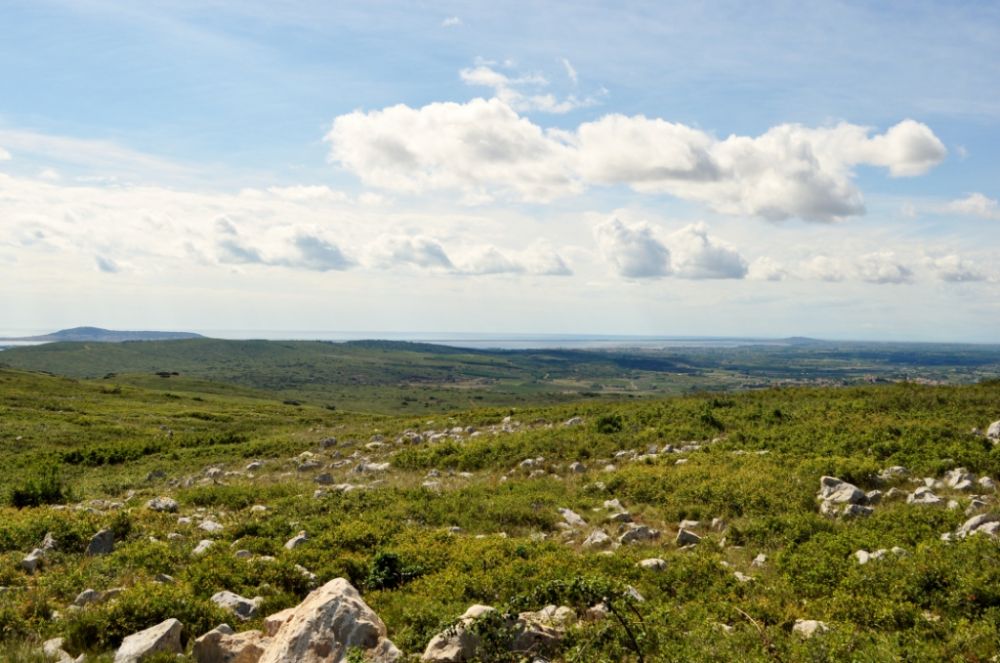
[[1, 367, 1000, 660]]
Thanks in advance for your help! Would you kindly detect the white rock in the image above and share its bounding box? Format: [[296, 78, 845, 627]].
[[675, 529, 701, 546], [285, 531, 309, 550], [192, 539, 214, 556], [908, 487, 944, 506], [987, 420, 1000, 441], [259, 578, 400, 663], [854, 550, 871, 565], [200, 520, 224, 533], [211, 591, 263, 621], [582, 530, 612, 549], [558, 508, 586, 528], [114, 618, 183, 663], [792, 619, 829, 639], [193, 624, 270, 663], [637, 558, 666, 571], [147, 496, 179, 512], [619, 525, 660, 545]]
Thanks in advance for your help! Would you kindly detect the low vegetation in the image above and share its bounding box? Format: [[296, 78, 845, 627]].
[[1, 366, 1000, 660]]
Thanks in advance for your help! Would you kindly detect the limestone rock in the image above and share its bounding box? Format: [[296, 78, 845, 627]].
[[86, 529, 114, 556], [284, 531, 308, 550], [675, 528, 701, 546], [212, 591, 263, 621], [582, 530, 612, 549], [264, 608, 296, 637], [986, 420, 1000, 441], [908, 487, 944, 506], [147, 496, 179, 513], [619, 525, 660, 545], [258, 578, 400, 663], [792, 619, 829, 639], [114, 618, 183, 663], [193, 539, 215, 556], [558, 508, 586, 528], [193, 624, 270, 663], [638, 558, 666, 571]]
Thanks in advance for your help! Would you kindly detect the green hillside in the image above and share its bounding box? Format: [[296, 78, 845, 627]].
[[3, 369, 1000, 660]]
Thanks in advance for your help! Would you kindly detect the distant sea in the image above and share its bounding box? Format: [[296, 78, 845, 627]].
[[0, 328, 789, 351]]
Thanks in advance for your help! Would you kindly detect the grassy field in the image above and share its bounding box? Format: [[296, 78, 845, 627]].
[[3, 367, 1000, 660]]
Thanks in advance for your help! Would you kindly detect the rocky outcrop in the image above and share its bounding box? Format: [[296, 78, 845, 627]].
[[114, 618, 183, 663], [258, 578, 399, 663]]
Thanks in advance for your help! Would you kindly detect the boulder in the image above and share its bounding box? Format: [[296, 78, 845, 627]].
[[675, 528, 701, 546], [957, 513, 1000, 538], [86, 529, 114, 556], [986, 420, 1000, 441], [792, 619, 829, 639], [264, 608, 296, 637], [421, 603, 572, 662], [200, 520, 224, 533], [193, 624, 271, 663], [21, 548, 45, 574], [211, 591, 263, 621], [558, 508, 586, 528], [114, 618, 183, 663], [258, 578, 400, 663], [619, 525, 660, 545], [193, 539, 215, 556], [74, 588, 101, 607], [908, 487, 944, 506], [284, 531, 308, 550], [147, 496, 179, 513], [582, 530, 612, 549], [637, 558, 666, 571]]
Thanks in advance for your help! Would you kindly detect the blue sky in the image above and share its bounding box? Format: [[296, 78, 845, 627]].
[[2, 1, 1000, 340]]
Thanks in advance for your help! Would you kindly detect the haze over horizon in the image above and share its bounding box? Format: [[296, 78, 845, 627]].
[[3, 2, 1000, 342]]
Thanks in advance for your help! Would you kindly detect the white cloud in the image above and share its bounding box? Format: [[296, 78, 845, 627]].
[[325, 97, 580, 202], [519, 241, 573, 276], [856, 251, 914, 284], [456, 246, 525, 275], [593, 217, 671, 278], [38, 168, 61, 182], [441, 16, 461, 27], [266, 185, 349, 202], [930, 254, 987, 282], [283, 233, 352, 271], [665, 223, 747, 279], [0, 146, 10, 161], [459, 65, 595, 114], [367, 235, 453, 270], [799, 255, 848, 282], [947, 192, 1000, 220], [561, 58, 578, 85], [326, 99, 946, 221], [747, 257, 787, 281]]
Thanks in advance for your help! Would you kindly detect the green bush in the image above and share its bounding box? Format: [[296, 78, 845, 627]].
[[8, 466, 68, 508]]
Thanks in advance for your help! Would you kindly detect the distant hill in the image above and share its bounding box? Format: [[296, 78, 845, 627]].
[[0, 326, 205, 343]]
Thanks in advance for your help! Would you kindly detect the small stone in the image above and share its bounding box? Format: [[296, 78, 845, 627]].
[[210, 591, 262, 620], [146, 496, 179, 512], [675, 529, 702, 546], [558, 508, 587, 528], [192, 539, 214, 556], [792, 619, 829, 639], [199, 520, 224, 533], [74, 588, 101, 607], [86, 529, 114, 556], [638, 558, 666, 571], [284, 531, 308, 550], [582, 530, 613, 549], [854, 550, 871, 564], [619, 525, 660, 545]]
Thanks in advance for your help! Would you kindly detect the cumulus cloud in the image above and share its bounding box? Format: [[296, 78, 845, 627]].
[[747, 257, 787, 281], [0, 146, 10, 161], [460, 65, 596, 114], [285, 233, 352, 271], [856, 251, 914, 284], [519, 241, 573, 276], [325, 97, 580, 202], [326, 98, 946, 221], [799, 255, 849, 282], [947, 192, 1000, 220], [367, 235, 453, 270], [664, 223, 748, 279], [593, 217, 671, 278], [930, 254, 987, 282], [441, 16, 461, 27], [456, 246, 525, 275]]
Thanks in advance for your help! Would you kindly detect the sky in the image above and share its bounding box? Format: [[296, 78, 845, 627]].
[[2, 0, 1000, 341]]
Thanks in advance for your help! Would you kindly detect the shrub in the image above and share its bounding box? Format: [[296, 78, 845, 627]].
[[9, 466, 68, 508]]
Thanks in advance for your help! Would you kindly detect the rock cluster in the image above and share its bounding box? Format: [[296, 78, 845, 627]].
[[421, 603, 574, 662], [817, 476, 873, 517]]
